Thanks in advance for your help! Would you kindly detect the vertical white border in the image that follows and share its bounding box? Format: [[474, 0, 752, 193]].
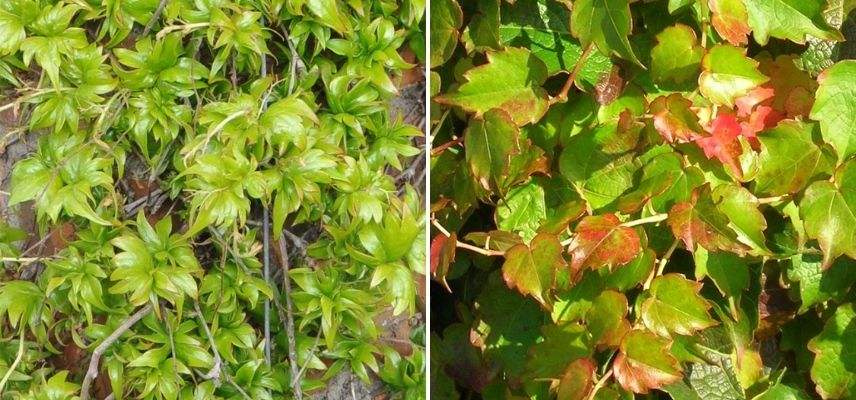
[[423, 0, 432, 396]]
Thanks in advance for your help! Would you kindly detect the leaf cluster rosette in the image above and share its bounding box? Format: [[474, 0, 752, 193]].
[[430, 0, 856, 399], [0, 0, 426, 398]]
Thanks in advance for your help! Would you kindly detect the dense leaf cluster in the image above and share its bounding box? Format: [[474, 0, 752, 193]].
[[0, 0, 425, 399], [430, 0, 855, 399]]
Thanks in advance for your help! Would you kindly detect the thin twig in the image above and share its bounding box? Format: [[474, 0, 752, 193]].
[[81, 304, 153, 400], [275, 234, 303, 400], [193, 301, 221, 385], [643, 239, 680, 290], [0, 329, 26, 395], [262, 208, 272, 365], [552, 43, 595, 104], [587, 369, 614, 400], [141, 0, 170, 36]]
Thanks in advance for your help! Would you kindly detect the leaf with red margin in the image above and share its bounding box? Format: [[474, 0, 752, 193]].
[[694, 112, 746, 178], [668, 185, 747, 254], [650, 93, 703, 143], [556, 358, 596, 400], [757, 54, 818, 118], [568, 214, 641, 271], [502, 232, 566, 308], [710, 0, 751, 46], [613, 329, 682, 394], [430, 233, 457, 291]]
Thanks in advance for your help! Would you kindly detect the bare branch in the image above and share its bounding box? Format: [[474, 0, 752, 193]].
[[275, 234, 303, 400]]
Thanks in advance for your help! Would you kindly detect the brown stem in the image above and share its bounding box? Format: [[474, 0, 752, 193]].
[[430, 136, 463, 156], [81, 304, 153, 400], [552, 43, 595, 105], [141, 0, 170, 36], [275, 235, 303, 400]]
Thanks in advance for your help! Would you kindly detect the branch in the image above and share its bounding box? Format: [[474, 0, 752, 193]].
[[551, 43, 595, 104], [81, 304, 153, 400], [0, 329, 26, 395], [643, 238, 680, 290], [275, 234, 303, 400], [141, 0, 170, 36]]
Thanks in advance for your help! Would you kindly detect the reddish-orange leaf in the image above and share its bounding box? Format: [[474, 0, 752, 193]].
[[758, 54, 818, 118], [694, 112, 745, 178], [709, 0, 751, 46], [556, 358, 596, 400], [612, 330, 682, 394], [650, 93, 703, 143], [568, 214, 641, 272], [668, 186, 747, 254], [430, 233, 457, 291]]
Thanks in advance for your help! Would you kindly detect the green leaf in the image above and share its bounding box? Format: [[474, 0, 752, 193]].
[[668, 185, 747, 254], [502, 232, 566, 308], [435, 47, 550, 126], [712, 184, 769, 254], [430, 0, 462, 66], [464, 0, 500, 51], [585, 290, 630, 348], [799, 159, 856, 267], [570, 0, 642, 66], [464, 109, 520, 191], [495, 181, 547, 243], [694, 248, 749, 299], [754, 120, 834, 196], [699, 45, 769, 107], [787, 254, 856, 313], [567, 213, 642, 271], [640, 274, 718, 337], [498, 0, 612, 83], [0, 280, 44, 330], [810, 60, 856, 160], [809, 303, 856, 399], [613, 329, 683, 394], [744, 0, 843, 45], [650, 24, 703, 87], [525, 322, 593, 379]]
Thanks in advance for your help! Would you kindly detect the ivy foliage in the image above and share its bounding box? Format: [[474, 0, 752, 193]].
[[430, 0, 856, 399], [0, 0, 425, 399]]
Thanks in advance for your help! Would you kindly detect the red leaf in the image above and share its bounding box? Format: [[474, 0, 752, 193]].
[[568, 214, 641, 272], [694, 113, 744, 178], [650, 93, 703, 143], [430, 233, 456, 291]]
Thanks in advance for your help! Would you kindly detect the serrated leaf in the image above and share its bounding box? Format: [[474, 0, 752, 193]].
[[808, 303, 856, 399], [743, 0, 843, 45], [568, 214, 641, 271], [502, 232, 566, 308], [699, 45, 769, 107], [570, 0, 642, 65], [787, 254, 856, 313], [710, 0, 751, 46], [712, 184, 769, 254], [754, 120, 834, 196], [435, 47, 549, 126], [430, 0, 463, 66], [640, 274, 718, 337], [650, 24, 703, 87], [810, 60, 856, 160], [800, 159, 856, 267], [556, 358, 595, 400], [694, 248, 749, 299], [585, 290, 630, 348], [525, 322, 592, 379], [668, 185, 747, 254], [495, 181, 547, 243], [499, 0, 612, 82], [613, 329, 682, 394], [464, 108, 520, 192]]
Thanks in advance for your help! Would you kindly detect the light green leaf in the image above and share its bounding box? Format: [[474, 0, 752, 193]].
[[810, 60, 856, 160], [744, 0, 842, 45], [640, 274, 717, 337], [699, 45, 769, 107], [570, 0, 642, 65], [799, 159, 856, 267], [809, 303, 856, 399]]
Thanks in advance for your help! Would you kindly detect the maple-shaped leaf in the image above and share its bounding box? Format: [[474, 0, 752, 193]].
[[556, 358, 595, 400], [464, 109, 520, 191], [502, 232, 566, 308], [694, 112, 746, 178], [567, 214, 641, 271], [650, 93, 703, 143], [640, 274, 717, 337], [808, 303, 856, 399], [586, 290, 630, 348], [668, 185, 747, 254], [435, 47, 549, 126], [613, 329, 682, 394], [799, 159, 856, 268], [757, 54, 818, 118], [525, 322, 593, 379], [699, 45, 769, 107], [430, 0, 462, 67], [810, 60, 856, 160], [754, 120, 834, 196], [743, 0, 843, 45], [570, 0, 642, 66], [430, 233, 457, 292], [710, 0, 751, 46], [650, 24, 703, 87]]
